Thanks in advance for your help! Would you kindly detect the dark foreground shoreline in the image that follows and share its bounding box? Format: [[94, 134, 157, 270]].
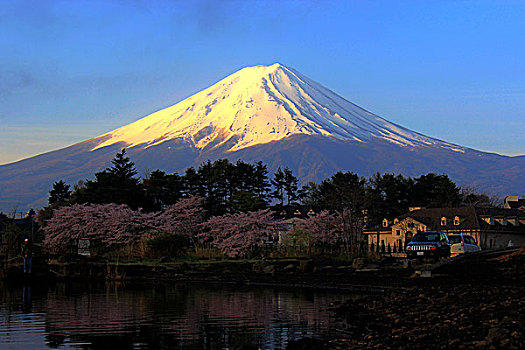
[[328, 249, 524, 350], [3, 249, 524, 349]]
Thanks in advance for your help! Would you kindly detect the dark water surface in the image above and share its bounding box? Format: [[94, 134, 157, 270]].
[[0, 282, 352, 349]]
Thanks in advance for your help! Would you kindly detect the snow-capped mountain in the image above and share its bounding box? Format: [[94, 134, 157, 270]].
[[0, 63, 523, 212], [94, 63, 464, 153]]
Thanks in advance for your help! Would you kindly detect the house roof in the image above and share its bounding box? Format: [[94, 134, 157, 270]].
[[397, 206, 479, 231], [398, 207, 525, 233], [365, 205, 525, 235], [504, 196, 525, 210], [475, 207, 525, 218]]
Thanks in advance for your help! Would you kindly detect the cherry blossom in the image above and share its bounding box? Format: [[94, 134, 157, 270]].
[[199, 209, 280, 258]]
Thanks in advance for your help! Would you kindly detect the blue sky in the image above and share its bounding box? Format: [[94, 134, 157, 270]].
[[1, 0, 524, 164]]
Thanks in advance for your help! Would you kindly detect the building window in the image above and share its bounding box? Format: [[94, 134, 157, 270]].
[[441, 217, 447, 226], [482, 217, 494, 225], [454, 216, 460, 226], [396, 230, 401, 236], [382, 219, 389, 228]]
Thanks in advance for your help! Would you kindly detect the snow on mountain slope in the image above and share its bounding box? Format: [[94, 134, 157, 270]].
[[94, 63, 466, 153], [2, 63, 524, 212]]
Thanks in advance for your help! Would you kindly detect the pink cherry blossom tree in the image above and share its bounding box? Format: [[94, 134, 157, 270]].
[[43, 203, 155, 251], [290, 210, 341, 253], [337, 207, 364, 254], [146, 196, 206, 254], [199, 209, 280, 258], [152, 196, 205, 238], [43, 197, 207, 257]]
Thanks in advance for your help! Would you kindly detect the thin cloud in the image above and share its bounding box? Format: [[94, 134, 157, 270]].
[[0, 69, 37, 99]]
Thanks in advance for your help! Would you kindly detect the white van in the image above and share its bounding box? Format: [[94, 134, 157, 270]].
[[448, 234, 481, 256]]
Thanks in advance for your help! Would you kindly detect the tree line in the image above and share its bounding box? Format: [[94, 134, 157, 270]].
[[42, 149, 495, 224], [30, 148, 496, 259]]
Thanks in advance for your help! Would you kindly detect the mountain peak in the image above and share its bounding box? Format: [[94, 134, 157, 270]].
[[2, 64, 524, 212], [240, 62, 286, 73], [249, 62, 284, 69], [93, 63, 466, 154]]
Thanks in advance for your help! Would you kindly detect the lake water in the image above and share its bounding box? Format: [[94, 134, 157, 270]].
[[0, 282, 352, 349]]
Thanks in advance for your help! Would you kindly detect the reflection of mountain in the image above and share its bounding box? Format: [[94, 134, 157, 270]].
[[30, 283, 348, 349], [1, 63, 523, 211]]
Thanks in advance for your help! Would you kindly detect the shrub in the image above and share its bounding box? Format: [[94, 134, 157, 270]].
[[146, 233, 189, 259]]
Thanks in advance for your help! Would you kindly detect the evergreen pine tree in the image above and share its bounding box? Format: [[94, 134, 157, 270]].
[[283, 167, 299, 206], [71, 149, 148, 209], [271, 167, 285, 206], [253, 161, 271, 202], [48, 180, 72, 205]]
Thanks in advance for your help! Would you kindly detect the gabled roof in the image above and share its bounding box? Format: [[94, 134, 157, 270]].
[[365, 205, 525, 235], [398, 206, 525, 233], [475, 207, 525, 218], [397, 206, 479, 230]]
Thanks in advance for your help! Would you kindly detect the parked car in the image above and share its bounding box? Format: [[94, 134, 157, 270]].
[[406, 231, 450, 260], [448, 234, 481, 257]]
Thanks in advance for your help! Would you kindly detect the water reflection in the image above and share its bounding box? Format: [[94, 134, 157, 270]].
[[0, 282, 350, 349]]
